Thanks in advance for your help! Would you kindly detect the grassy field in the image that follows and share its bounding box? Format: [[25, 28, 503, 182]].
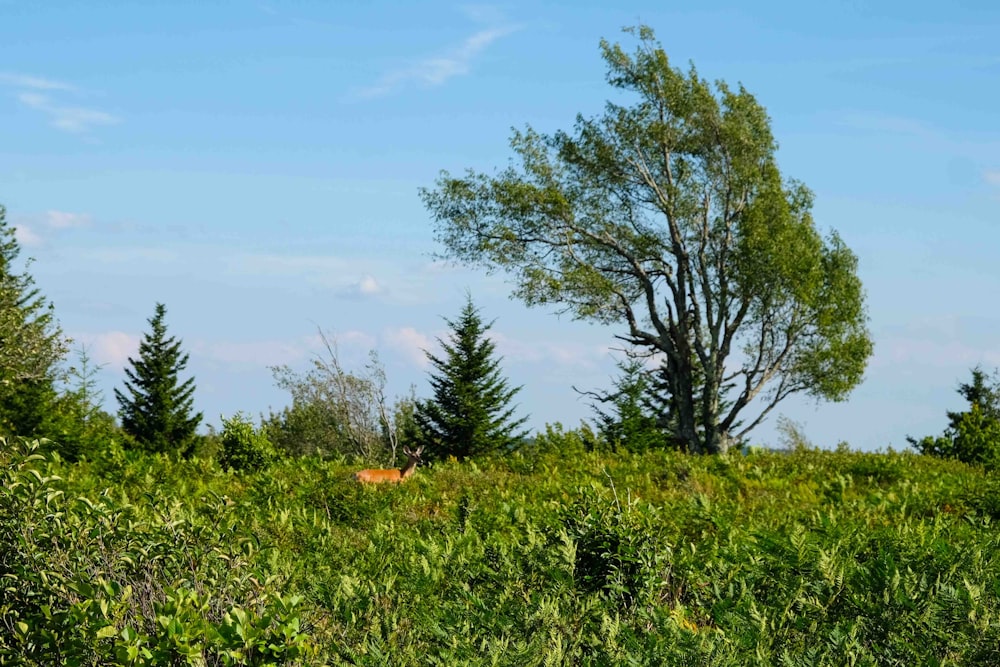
[[3, 433, 1000, 665]]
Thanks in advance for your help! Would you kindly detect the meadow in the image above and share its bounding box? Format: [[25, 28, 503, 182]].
[[3, 430, 1000, 665]]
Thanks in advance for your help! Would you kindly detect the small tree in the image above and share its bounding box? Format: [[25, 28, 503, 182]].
[[115, 303, 202, 456], [588, 358, 664, 453], [266, 331, 409, 462], [220, 412, 276, 472], [0, 204, 69, 437], [51, 344, 122, 461], [908, 366, 1000, 467], [414, 295, 528, 460]]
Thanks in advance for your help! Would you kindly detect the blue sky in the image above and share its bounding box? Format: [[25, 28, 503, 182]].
[[2, 0, 999, 450]]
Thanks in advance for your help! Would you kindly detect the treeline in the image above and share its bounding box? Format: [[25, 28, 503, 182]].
[[0, 203, 532, 468], [4, 198, 1000, 471]]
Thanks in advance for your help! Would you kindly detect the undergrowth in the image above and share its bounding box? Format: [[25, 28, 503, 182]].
[[3, 436, 1000, 664]]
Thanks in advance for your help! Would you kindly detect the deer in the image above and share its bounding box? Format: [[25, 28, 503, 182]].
[[353, 446, 424, 484]]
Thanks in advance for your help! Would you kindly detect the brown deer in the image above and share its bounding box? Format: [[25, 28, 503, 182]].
[[353, 446, 424, 484]]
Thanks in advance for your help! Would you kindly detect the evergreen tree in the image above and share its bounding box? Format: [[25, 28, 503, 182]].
[[589, 358, 664, 453], [908, 366, 1000, 467], [115, 303, 202, 456], [414, 295, 528, 460], [0, 204, 68, 436], [51, 345, 123, 461]]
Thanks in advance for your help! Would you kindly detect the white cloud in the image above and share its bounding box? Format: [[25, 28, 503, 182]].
[[359, 275, 380, 295], [7, 209, 94, 246], [0, 72, 76, 91], [12, 223, 42, 247], [17, 92, 119, 134], [489, 330, 613, 371], [338, 274, 383, 299], [357, 23, 519, 98], [77, 247, 179, 264], [874, 336, 1000, 369], [984, 170, 1000, 187], [75, 331, 141, 369], [192, 339, 308, 367], [44, 210, 92, 229], [383, 326, 434, 367]]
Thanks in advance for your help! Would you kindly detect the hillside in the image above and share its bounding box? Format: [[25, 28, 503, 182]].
[[3, 434, 1000, 665]]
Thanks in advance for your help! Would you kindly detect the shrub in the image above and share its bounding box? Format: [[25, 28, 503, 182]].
[[219, 413, 276, 473]]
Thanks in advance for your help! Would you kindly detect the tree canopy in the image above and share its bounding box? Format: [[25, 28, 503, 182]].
[[421, 27, 872, 454]]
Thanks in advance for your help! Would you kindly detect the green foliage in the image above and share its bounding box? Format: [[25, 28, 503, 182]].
[[421, 28, 872, 454], [0, 204, 69, 438], [48, 344, 125, 461], [909, 366, 1000, 468], [115, 303, 203, 457], [414, 294, 528, 460], [590, 358, 671, 453], [220, 412, 276, 472], [0, 437, 320, 665], [266, 333, 407, 462], [9, 427, 1000, 663]]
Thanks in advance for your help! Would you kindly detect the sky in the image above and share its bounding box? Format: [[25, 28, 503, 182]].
[[2, 0, 999, 451]]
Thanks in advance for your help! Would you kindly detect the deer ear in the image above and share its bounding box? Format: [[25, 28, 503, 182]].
[[403, 446, 412, 456]]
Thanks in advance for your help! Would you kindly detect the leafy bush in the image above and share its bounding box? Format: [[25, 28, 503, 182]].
[[0, 438, 321, 665], [7, 431, 1000, 664], [219, 412, 276, 473]]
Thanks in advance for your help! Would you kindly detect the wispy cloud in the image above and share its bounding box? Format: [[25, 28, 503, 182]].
[[383, 326, 435, 366], [44, 210, 92, 229], [1, 72, 118, 135], [0, 72, 77, 91], [17, 92, 119, 134], [74, 331, 141, 369], [12, 223, 42, 247], [984, 170, 1000, 187], [8, 209, 92, 246], [357, 21, 519, 99]]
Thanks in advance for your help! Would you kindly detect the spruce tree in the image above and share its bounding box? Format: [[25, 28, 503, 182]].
[[590, 358, 664, 453], [0, 204, 68, 436], [115, 303, 202, 456], [414, 296, 527, 460]]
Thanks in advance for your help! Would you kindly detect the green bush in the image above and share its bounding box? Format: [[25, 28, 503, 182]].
[[219, 413, 276, 473], [0, 438, 320, 665]]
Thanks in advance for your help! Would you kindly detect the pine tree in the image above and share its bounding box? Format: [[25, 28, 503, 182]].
[[590, 358, 665, 453], [0, 204, 68, 436], [414, 295, 528, 460], [115, 303, 202, 456]]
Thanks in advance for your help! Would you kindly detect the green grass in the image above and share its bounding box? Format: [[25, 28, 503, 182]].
[[4, 436, 1000, 665]]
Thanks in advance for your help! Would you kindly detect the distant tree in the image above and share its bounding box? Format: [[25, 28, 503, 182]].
[[115, 303, 202, 456], [51, 344, 122, 461], [414, 295, 528, 460], [908, 366, 1000, 467], [588, 358, 665, 453], [265, 331, 410, 462], [0, 204, 69, 437], [421, 26, 873, 454]]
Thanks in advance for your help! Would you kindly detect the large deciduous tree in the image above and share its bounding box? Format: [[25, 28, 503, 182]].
[[421, 27, 872, 454], [414, 295, 528, 460], [0, 205, 68, 436], [115, 303, 202, 456]]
